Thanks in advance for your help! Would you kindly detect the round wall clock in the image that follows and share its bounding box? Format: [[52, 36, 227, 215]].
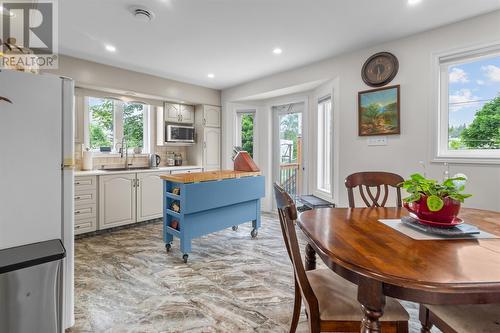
[[361, 52, 399, 87]]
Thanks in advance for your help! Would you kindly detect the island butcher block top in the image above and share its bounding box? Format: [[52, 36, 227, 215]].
[[160, 170, 261, 184]]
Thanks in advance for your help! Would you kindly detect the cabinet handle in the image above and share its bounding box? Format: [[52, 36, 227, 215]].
[[75, 181, 80, 185], [75, 211, 81, 215], [136, 179, 140, 188], [75, 225, 81, 229], [203, 118, 206, 126], [180, 114, 183, 122], [203, 142, 207, 149], [75, 196, 81, 200]]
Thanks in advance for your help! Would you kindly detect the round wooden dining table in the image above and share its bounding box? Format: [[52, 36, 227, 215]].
[[297, 207, 500, 333]]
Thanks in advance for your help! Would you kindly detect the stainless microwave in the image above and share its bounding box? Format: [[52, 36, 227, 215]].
[[166, 124, 196, 143]]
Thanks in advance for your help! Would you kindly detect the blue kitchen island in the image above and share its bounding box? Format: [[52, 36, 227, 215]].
[[161, 170, 265, 263]]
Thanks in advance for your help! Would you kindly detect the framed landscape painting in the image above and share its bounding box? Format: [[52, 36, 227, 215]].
[[358, 85, 400, 136]]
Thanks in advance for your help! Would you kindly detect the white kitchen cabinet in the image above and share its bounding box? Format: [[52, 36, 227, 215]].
[[74, 176, 97, 235], [180, 104, 195, 123], [203, 105, 221, 127], [136, 171, 164, 222], [99, 174, 136, 229], [165, 103, 180, 123], [164, 102, 194, 124], [203, 127, 221, 171]]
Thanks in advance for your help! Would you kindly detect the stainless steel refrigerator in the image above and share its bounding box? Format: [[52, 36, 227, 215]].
[[0, 69, 75, 330]]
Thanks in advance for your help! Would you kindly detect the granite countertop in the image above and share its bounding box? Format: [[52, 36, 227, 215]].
[[160, 170, 261, 183], [75, 165, 202, 176]]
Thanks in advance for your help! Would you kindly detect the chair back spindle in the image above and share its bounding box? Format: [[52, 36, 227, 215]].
[[345, 172, 404, 208]]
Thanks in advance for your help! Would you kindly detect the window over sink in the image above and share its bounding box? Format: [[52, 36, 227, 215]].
[[85, 96, 151, 153], [434, 43, 500, 163]]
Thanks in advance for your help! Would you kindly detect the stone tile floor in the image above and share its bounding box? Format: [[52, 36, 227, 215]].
[[69, 214, 439, 332]]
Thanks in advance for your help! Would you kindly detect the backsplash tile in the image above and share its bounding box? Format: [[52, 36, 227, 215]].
[[74, 145, 189, 170]]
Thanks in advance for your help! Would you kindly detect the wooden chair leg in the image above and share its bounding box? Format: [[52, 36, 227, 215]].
[[290, 278, 301, 333], [419, 304, 433, 333]]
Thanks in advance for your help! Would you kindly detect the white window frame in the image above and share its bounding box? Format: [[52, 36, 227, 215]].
[[432, 42, 500, 164], [316, 95, 333, 195], [84, 96, 151, 155], [235, 109, 257, 158]]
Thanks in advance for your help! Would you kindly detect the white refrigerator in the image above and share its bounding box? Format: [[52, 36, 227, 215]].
[[0, 69, 74, 329]]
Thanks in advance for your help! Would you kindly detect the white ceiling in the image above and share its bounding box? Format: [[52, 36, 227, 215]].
[[59, 0, 500, 90]]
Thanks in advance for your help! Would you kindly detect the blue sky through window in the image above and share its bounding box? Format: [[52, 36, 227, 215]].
[[448, 55, 500, 127]]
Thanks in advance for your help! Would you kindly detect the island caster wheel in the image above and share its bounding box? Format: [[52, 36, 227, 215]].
[[232, 225, 238, 231], [165, 243, 172, 252], [182, 254, 189, 263], [251, 228, 258, 239]]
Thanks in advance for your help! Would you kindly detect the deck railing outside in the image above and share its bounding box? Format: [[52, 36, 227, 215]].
[[279, 136, 302, 198]]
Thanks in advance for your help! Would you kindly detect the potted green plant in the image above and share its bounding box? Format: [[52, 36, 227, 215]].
[[400, 173, 472, 224]]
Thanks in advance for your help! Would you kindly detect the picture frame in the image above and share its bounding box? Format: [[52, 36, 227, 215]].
[[358, 85, 400, 136]]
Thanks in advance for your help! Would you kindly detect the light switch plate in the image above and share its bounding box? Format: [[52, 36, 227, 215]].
[[367, 136, 388, 146]]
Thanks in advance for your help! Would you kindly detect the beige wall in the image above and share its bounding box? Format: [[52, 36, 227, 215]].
[[48, 55, 221, 106], [222, 10, 500, 211]]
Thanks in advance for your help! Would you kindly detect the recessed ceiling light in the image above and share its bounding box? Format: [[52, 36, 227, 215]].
[[207, 73, 215, 79], [408, 0, 422, 5], [273, 48, 283, 55], [105, 44, 116, 52]]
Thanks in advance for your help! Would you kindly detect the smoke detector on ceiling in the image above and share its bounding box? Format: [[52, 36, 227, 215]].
[[129, 6, 154, 22]]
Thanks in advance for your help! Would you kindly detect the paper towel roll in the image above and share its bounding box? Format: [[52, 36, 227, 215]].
[[82, 150, 93, 171]]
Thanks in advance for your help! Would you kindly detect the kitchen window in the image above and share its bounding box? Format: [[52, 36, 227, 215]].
[[85, 96, 150, 153], [317, 95, 332, 194], [435, 44, 500, 163], [236, 111, 255, 158]]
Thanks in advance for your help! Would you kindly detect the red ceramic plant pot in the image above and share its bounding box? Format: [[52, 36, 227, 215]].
[[404, 195, 461, 223]]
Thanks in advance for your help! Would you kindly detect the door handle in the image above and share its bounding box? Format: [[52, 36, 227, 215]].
[[0, 96, 13, 104]]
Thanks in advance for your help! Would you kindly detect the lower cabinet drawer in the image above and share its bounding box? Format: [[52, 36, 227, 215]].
[[74, 204, 97, 221], [75, 176, 97, 191], [75, 218, 97, 235], [75, 190, 97, 207]]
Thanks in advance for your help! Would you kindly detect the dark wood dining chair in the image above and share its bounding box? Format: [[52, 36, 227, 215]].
[[345, 171, 404, 208], [273, 183, 409, 333], [419, 303, 500, 333]]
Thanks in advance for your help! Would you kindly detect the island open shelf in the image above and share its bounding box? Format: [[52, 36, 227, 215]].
[[161, 170, 265, 263]]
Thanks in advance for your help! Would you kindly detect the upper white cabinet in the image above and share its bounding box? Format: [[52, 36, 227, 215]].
[[180, 104, 195, 123], [136, 171, 164, 222], [99, 174, 136, 229], [203, 127, 221, 171], [204, 105, 221, 127], [197, 105, 220, 127], [164, 102, 194, 124], [165, 103, 180, 123]]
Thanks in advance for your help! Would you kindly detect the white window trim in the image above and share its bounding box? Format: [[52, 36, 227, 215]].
[[312, 79, 339, 204], [431, 41, 500, 165], [83, 97, 152, 155], [316, 95, 332, 195], [235, 110, 256, 156]]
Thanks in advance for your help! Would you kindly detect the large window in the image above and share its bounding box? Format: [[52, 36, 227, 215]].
[[436, 45, 500, 162], [236, 111, 255, 158], [317, 96, 332, 194], [86, 97, 149, 153]]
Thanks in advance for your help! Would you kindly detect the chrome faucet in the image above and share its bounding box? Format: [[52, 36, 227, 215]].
[[116, 138, 130, 169]]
